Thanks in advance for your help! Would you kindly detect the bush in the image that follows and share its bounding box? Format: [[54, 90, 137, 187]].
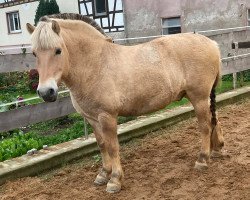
[[0, 70, 38, 102], [29, 69, 39, 91], [0, 131, 43, 161], [0, 122, 90, 162]]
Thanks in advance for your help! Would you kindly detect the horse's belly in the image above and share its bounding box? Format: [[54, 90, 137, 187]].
[[118, 94, 172, 116]]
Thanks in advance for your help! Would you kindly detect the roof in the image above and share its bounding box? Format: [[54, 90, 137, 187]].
[[0, 0, 38, 9]]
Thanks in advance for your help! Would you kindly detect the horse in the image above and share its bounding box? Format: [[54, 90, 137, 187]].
[[26, 13, 224, 193]]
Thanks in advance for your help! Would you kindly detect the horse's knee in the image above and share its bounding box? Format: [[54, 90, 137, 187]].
[[97, 140, 105, 150]]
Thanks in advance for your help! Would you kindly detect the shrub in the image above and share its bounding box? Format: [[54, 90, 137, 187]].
[[29, 69, 39, 91], [0, 131, 43, 161]]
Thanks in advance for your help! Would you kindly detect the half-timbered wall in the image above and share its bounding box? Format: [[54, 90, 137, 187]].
[[79, 0, 124, 32]]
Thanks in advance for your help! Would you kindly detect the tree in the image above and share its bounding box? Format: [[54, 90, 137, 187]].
[[34, 0, 46, 25], [49, 0, 60, 15], [34, 0, 60, 25]]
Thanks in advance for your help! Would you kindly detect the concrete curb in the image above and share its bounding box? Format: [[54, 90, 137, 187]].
[[0, 86, 249, 185]]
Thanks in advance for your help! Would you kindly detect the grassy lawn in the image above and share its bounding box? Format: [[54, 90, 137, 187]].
[[163, 80, 250, 110]]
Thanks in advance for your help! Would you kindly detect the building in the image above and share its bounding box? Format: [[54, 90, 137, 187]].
[[0, 0, 79, 48], [78, 0, 125, 39], [1, 0, 250, 48], [121, 0, 250, 38]]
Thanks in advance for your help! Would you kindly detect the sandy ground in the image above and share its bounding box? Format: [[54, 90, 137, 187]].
[[0, 100, 250, 200]]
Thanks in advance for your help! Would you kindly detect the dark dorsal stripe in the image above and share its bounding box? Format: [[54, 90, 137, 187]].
[[39, 13, 106, 36]]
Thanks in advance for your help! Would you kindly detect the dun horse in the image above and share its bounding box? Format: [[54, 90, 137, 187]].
[[27, 13, 224, 193]]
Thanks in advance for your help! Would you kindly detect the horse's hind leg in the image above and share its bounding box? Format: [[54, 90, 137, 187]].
[[187, 94, 212, 170], [208, 85, 224, 158], [210, 119, 224, 158]]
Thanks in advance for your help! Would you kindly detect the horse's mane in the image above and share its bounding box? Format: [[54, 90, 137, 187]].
[[31, 13, 108, 50], [40, 13, 106, 36]]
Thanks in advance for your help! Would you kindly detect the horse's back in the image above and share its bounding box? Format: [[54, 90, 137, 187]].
[[151, 33, 220, 67], [150, 33, 221, 91]]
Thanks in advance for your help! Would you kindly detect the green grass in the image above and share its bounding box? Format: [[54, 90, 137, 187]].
[[163, 80, 250, 110], [217, 80, 250, 94], [0, 115, 136, 162], [166, 98, 189, 109]]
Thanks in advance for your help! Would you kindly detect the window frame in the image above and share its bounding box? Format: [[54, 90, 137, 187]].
[[6, 10, 22, 34], [93, 0, 108, 17], [161, 16, 181, 35], [247, 8, 250, 26]]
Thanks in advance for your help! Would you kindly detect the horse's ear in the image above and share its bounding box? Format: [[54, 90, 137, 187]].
[[52, 20, 60, 35], [26, 23, 35, 34]]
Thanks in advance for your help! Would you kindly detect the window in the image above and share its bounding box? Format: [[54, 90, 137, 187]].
[[94, 0, 107, 16], [248, 9, 250, 26], [162, 17, 181, 35], [7, 11, 21, 33]]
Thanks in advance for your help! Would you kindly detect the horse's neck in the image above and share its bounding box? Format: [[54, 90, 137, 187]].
[[62, 30, 109, 95]]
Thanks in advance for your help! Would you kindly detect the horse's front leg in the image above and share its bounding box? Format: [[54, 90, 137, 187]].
[[93, 129, 112, 186], [98, 113, 123, 193]]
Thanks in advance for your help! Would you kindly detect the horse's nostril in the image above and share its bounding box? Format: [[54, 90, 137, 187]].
[[48, 88, 55, 96], [220, 142, 224, 147]]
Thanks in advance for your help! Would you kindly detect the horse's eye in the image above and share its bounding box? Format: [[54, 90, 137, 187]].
[[55, 48, 62, 55], [33, 52, 36, 57]]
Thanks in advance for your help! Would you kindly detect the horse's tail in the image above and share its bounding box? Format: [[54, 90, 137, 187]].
[[210, 73, 220, 127]]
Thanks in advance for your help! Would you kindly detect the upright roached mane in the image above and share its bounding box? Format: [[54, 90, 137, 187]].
[[27, 13, 224, 194], [31, 13, 109, 50], [40, 13, 107, 36]]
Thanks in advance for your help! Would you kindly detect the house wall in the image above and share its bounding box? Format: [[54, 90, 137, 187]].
[[0, 0, 79, 47], [123, 0, 248, 38]]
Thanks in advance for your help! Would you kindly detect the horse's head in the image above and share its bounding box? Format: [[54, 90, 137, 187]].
[[26, 20, 69, 102]]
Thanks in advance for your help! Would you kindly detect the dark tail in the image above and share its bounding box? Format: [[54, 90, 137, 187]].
[[210, 76, 219, 127]]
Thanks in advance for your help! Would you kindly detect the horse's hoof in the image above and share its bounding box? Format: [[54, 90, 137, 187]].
[[106, 181, 121, 193], [194, 161, 208, 171], [211, 150, 230, 159], [94, 174, 109, 186], [210, 150, 223, 158]]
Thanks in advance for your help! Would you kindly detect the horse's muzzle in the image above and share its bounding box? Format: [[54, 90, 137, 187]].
[[37, 88, 58, 102]]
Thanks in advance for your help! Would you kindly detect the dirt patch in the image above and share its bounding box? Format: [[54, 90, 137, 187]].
[[1, 100, 250, 200]]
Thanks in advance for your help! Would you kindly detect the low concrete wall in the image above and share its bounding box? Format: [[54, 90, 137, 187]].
[[0, 86, 249, 185], [0, 96, 75, 132]]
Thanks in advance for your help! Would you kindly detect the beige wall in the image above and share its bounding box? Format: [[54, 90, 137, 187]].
[[0, 0, 79, 47]]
